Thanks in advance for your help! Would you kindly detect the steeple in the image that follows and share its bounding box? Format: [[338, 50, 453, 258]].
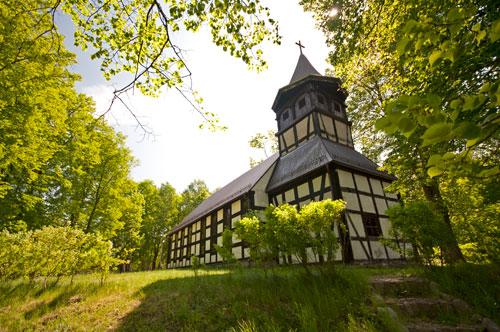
[[272, 47, 353, 156], [289, 53, 321, 83]]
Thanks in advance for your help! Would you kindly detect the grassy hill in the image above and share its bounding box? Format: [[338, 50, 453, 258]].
[[0, 264, 497, 331]]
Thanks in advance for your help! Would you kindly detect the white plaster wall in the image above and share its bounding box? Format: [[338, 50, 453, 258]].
[[354, 174, 370, 192], [252, 162, 277, 207], [348, 213, 365, 237], [379, 217, 392, 237], [338, 170, 355, 188], [312, 176, 322, 192], [342, 192, 360, 211], [370, 178, 384, 196], [359, 194, 376, 213], [231, 200, 241, 214], [351, 240, 368, 260], [375, 198, 388, 215], [232, 246, 242, 259], [297, 182, 309, 198], [370, 241, 386, 259]]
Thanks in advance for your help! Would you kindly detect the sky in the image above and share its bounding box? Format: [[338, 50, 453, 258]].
[[57, 1, 331, 192]]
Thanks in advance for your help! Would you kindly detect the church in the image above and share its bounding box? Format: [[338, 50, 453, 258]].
[[167, 49, 404, 268]]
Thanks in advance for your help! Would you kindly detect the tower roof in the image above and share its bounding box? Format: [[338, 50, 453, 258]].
[[289, 53, 321, 83]]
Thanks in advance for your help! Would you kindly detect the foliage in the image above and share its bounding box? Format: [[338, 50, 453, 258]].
[[61, 0, 280, 95], [301, 0, 500, 263], [0, 227, 122, 286], [234, 215, 273, 264], [137, 180, 180, 270], [248, 130, 278, 167], [299, 199, 346, 262], [235, 200, 346, 268], [215, 229, 237, 264], [178, 179, 211, 222], [386, 201, 454, 265]]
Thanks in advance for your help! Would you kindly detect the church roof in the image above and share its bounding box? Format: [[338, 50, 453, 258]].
[[267, 136, 395, 192], [289, 53, 321, 84], [171, 153, 279, 233]]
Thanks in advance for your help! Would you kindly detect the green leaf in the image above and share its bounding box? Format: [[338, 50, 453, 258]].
[[427, 167, 443, 177], [398, 116, 416, 133], [427, 154, 442, 167], [490, 19, 500, 42], [471, 23, 481, 32], [397, 37, 410, 54], [452, 122, 481, 140], [374, 117, 392, 130], [429, 50, 443, 67], [450, 99, 462, 109], [421, 122, 452, 146]]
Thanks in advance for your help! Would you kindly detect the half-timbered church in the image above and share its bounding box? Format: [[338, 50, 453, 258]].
[[167, 48, 403, 268]]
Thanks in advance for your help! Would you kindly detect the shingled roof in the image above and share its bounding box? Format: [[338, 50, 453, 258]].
[[289, 53, 321, 84], [171, 154, 279, 233], [267, 136, 395, 192]]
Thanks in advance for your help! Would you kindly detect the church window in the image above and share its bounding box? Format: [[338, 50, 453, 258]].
[[298, 97, 306, 109], [282, 110, 289, 121], [362, 213, 382, 237], [333, 101, 343, 115]]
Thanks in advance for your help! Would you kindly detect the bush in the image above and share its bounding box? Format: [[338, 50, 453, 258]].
[[0, 226, 123, 286], [234, 199, 346, 269], [215, 229, 237, 264], [386, 201, 455, 265]]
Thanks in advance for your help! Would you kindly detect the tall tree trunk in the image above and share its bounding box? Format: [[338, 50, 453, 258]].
[[151, 246, 159, 270], [422, 180, 464, 263]]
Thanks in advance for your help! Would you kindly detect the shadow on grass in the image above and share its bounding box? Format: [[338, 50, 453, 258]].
[[115, 267, 373, 332], [0, 279, 101, 321]]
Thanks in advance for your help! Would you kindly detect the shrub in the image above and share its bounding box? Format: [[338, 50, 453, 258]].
[[234, 199, 346, 269], [215, 229, 237, 264], [386, 201, 455, 265], [0, 226, 123, 286]]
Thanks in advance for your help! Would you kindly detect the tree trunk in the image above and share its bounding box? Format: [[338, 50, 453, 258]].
[[151, 248, 159, 270], [422, 180, 464, 263]]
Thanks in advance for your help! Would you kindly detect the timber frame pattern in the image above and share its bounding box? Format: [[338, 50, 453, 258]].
[[167, 52, 406, 268]]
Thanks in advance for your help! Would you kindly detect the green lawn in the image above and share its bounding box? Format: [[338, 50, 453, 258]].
[[0, 264, 497, 331]]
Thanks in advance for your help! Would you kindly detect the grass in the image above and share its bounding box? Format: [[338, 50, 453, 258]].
[[0, 264, 497, 331], [420, 263, 500, 321]]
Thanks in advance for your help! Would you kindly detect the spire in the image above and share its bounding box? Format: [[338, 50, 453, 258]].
[[289, 52, 321, 84]]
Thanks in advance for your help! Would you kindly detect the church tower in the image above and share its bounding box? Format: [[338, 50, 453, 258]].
[[273, 51, 354, 156]]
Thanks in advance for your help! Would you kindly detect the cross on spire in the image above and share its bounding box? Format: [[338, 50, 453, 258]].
[[295, 40, 305, 54]]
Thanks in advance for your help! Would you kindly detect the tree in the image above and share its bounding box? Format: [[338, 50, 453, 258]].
[[0, 0, 78, 223], [386, 201, 455, 265], [178, 179, 210, 222], [137, 181, 180, 270], [5, 0, 280, 128], [248, 130, 278, 167], [0, 2, 144, 242], [300, 0, 499, 263]]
